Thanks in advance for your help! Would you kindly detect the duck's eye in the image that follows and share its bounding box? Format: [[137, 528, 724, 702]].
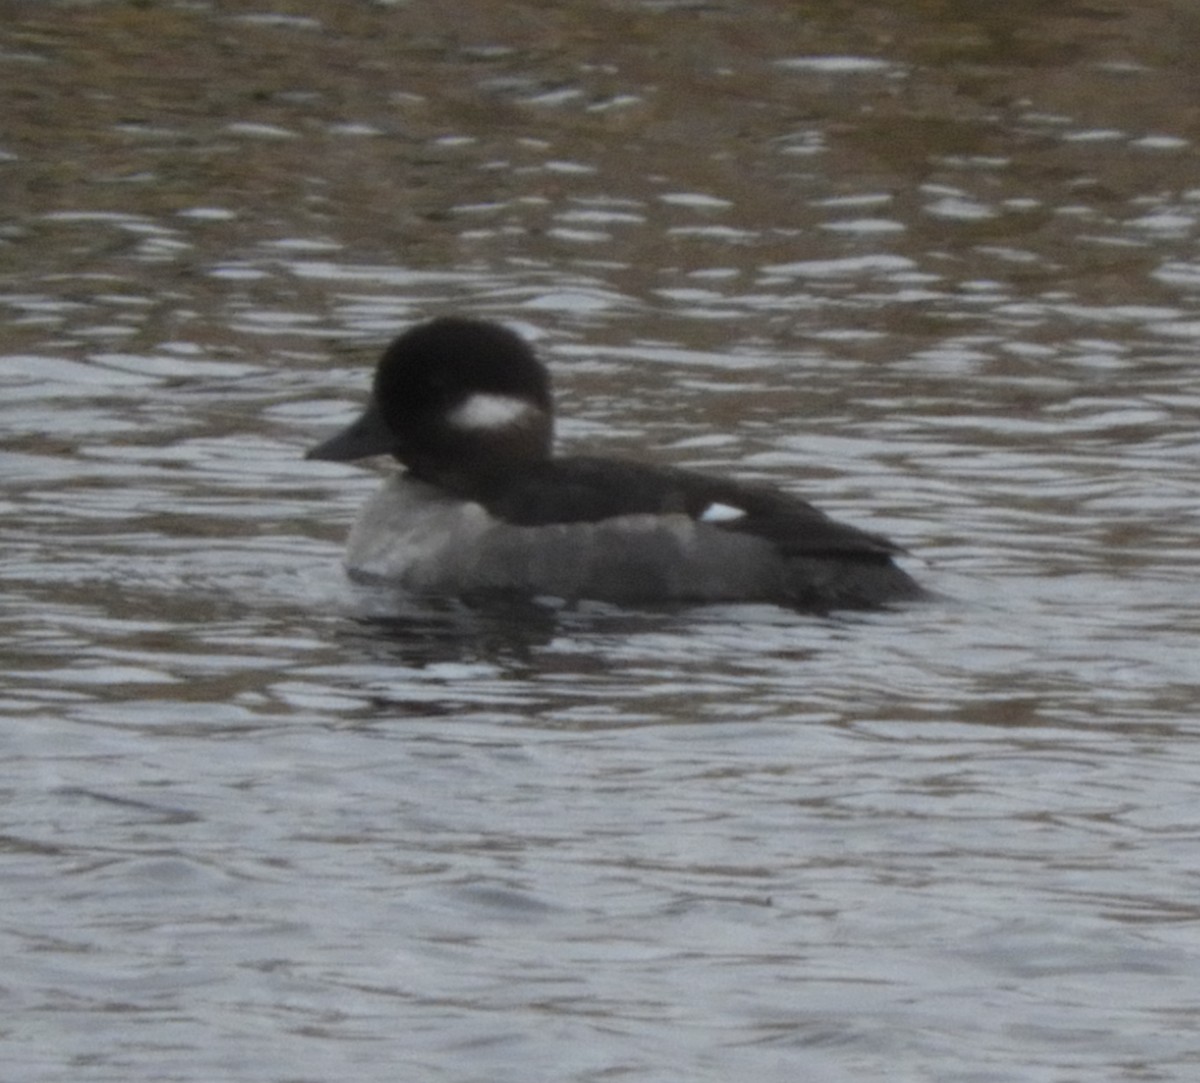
[[698, 502, 747, 523]]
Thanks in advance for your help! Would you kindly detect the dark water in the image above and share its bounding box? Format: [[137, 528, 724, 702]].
[[3, 2, 1200, 1080]]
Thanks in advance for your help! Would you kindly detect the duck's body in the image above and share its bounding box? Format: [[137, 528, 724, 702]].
[[308, 318, 926, 611]]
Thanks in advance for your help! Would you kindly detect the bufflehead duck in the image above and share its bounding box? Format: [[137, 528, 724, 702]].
[[307, 317, 926, 610]]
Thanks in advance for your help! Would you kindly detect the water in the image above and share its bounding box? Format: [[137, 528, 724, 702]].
[[3, 2, 1200, 1081]]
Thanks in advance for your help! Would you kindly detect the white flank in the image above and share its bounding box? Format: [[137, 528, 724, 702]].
[[698, 501, 747, 523], [447, 393, 536, 431]]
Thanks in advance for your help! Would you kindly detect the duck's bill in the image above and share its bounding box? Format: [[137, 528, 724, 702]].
[[306, 402, 393, 461]]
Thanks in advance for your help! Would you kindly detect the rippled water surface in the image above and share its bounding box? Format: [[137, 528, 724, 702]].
[[3, 2, 1200, 1081]]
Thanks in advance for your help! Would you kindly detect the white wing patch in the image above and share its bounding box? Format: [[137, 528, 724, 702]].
[[447, 393, 537, 431], [698, 501, 747, 523]]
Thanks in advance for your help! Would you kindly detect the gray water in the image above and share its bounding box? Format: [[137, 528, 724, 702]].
[[3, 3, 1200, 1081]]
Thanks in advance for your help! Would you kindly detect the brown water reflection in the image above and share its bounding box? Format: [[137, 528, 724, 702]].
[[3, 3, 1200, 1082]]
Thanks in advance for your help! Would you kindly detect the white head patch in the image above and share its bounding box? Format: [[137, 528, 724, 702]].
[[447, 393, 538, 432], [698, 501, 747, 524]]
